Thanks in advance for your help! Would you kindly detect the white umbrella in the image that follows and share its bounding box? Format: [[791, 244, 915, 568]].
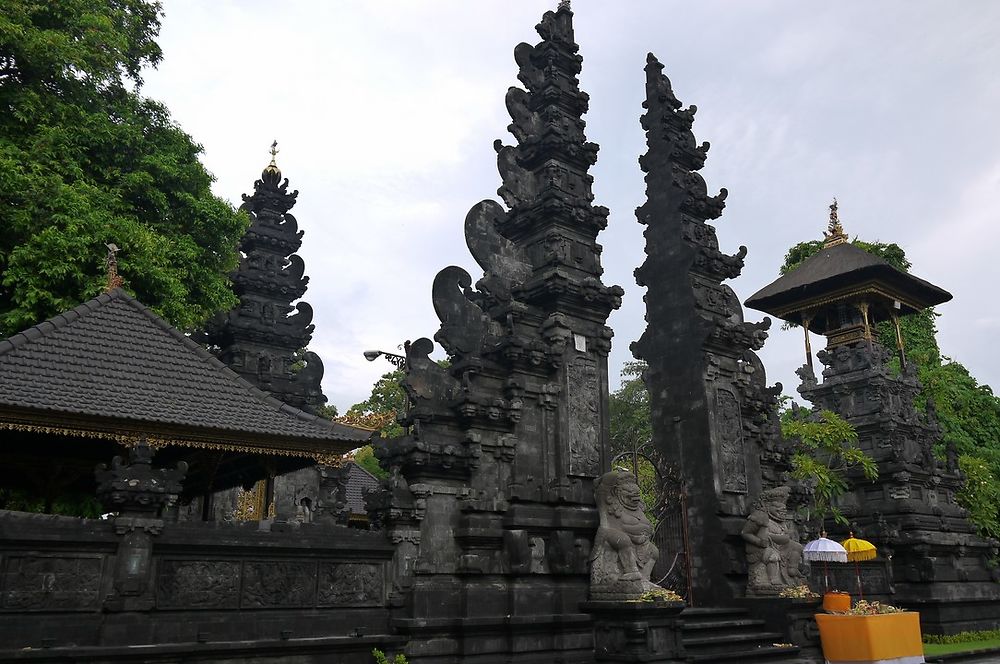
[[803, 532, 848, 590]]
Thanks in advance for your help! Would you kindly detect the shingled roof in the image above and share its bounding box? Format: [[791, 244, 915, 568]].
[[0, 289, 371, 460], [744, 241, 952, 325]]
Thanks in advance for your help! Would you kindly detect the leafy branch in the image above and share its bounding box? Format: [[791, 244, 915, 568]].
[[782, 408, 877, 526]]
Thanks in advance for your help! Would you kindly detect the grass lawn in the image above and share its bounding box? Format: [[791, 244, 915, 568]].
[[924, 638, 1000, 656]]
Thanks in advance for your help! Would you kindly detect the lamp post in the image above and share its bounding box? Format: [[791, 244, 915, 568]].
[[363, 345, 409, 434], [363, 349, 406, 370]]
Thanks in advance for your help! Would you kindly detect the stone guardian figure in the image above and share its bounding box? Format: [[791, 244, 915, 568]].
[[590, 470, 660, 600], [741, 485, 804, 595]]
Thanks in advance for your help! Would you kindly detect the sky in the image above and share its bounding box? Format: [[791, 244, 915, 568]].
[[142, 0, 1000, 413]]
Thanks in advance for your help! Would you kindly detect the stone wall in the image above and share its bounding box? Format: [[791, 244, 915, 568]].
[[0, 510, 401, 661]]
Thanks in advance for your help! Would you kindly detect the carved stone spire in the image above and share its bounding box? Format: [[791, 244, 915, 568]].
[[205, 144, 327, 413], [373, 5, 622, 657], [631, 54, 788, 604]]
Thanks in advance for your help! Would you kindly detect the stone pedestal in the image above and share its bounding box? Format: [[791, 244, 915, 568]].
[[581, 601, 685, 663]]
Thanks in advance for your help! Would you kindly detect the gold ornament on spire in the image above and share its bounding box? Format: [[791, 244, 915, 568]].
[[823, 198, 848, 248], [264, 140, 280, 175]]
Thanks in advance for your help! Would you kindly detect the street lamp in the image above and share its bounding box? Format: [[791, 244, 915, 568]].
[[363, 349, 406, 369]]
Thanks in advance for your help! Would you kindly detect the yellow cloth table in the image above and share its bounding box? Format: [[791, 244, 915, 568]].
[[816, 612, 924, 664]]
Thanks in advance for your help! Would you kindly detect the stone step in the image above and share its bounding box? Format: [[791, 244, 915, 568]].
[[686, 644, 803, 663], [681, 618, 769, 633], [679, 606, 751, 622], [682, 631, 787, 655]]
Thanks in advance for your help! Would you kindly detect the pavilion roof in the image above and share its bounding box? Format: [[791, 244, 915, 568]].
[[744, 241, 952, 325], [0, 289, 371, 462]]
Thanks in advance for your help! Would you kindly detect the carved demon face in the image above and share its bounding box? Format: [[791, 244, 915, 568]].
[[612, 477, 643, 512]]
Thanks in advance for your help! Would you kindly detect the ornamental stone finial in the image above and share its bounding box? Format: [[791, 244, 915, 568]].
[[264, 139, 280, 177], [823, 198, 848, 248]]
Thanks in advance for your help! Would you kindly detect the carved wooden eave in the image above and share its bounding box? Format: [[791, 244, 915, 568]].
[[745, 240, 952, 331]]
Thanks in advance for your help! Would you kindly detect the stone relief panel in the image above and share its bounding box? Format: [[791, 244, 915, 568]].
[[317, 562, 384, 607], [1, 555, 102, 611], [715, 388, 748, 494], [155, 560, 240, 609], [241, 561, 317, 608], [567, 356, 601, 477]]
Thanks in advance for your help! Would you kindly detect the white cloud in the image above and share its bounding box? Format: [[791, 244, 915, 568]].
[[142, 0, 1000, 411]]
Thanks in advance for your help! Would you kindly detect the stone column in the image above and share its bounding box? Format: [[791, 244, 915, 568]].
[[95, 440, 187, 611]]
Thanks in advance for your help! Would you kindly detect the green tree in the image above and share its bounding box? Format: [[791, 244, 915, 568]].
[[352, 445, 387, 480], [781, 238, 1000, 538], [0, 0, 247, 335], [340, 369, 406, 480], [609, 361, 652, 459], [781, 408, 877, 526], [347, 369, 406, 439]]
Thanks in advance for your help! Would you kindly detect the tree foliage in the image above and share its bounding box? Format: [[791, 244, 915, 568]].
[[340, 369, 406, 480], [781, 238, 1000, 537], [781, 408, 877, 525], [0, 0, 247, 335], [609, 361, 652, 459], [347, 369, 406, 439]]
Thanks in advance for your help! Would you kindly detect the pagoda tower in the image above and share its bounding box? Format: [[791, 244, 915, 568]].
[[631, 54, 789, 605], [372, 4, 622, 661], [207, 144, 327, 413], [746, 205, 1000, 633]]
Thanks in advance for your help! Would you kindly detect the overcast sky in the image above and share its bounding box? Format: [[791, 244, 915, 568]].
[[142, 0, 1000, 413]]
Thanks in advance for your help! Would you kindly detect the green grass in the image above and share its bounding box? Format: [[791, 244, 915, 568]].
[[924, 638, 1000, 656]]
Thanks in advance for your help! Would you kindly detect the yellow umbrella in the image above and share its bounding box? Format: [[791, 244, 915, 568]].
[[841, 533, 877, 599]]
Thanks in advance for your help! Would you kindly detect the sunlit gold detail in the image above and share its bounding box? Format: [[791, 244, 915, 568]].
[[0, 420, 342, 467], [264, 140, 280, 175], [823, 198, 848, 248]]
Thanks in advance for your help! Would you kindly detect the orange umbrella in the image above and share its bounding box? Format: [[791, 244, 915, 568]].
[[841, 533, 877, 599]]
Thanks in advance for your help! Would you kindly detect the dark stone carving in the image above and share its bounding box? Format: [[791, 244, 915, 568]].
[[1, 556, 102, 611], [318, 562, 384, 607], [741, 486, 803, 595], [241, 561, 317, 608], [631, 53, 787, 604], [716, 389, 748, 494], [155, 560, 240, 609], [203, 152, 327, 413], [95, 439, 187, 517], [374, 4, 620, 659], [568, 356, 601, 476], [590, 470, 659, 600], [799, 339, 1000, 630]]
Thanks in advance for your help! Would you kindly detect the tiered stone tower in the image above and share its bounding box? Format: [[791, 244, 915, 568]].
[[631, 54, 790, 605], [747, 216, 1000, 633], [372, 5, 622, 661], [207, 145, 326, 413]]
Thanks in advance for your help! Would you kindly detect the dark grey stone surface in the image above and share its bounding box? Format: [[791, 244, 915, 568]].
[[370, 5, 621, 661], [0, 508, 398, 657], [630, 53, 791, 606], [797, 341, 1000, 634], [204, 155, 328, 414]]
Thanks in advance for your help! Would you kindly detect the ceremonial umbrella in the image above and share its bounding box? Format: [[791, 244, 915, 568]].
[[841, 533, 877, 600], [803, 532, 848, 590]]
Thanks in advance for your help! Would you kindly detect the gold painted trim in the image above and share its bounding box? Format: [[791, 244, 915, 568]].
[[771, 283, 925, 320], [0, 421, 342, 466]]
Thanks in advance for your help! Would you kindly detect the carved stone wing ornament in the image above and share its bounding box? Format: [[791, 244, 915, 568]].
[[464, 200, 532, 302], [432, 265, 492, 356]]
